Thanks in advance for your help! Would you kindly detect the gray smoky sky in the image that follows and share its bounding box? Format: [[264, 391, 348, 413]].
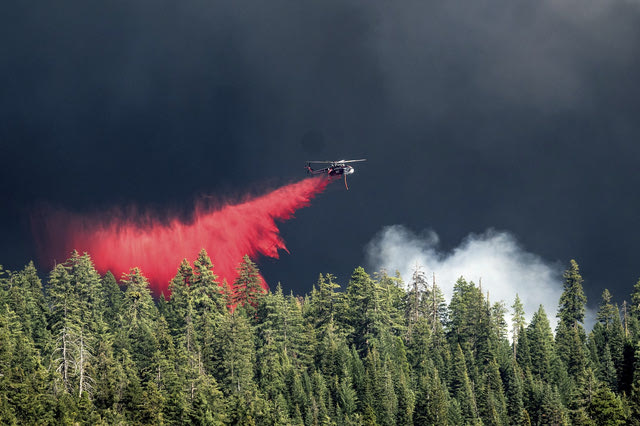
[[1, 0, 639, 311], [365, 225, 597, 330]]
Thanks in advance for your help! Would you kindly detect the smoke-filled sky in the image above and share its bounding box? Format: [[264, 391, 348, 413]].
[[2, 0, 640, 316]]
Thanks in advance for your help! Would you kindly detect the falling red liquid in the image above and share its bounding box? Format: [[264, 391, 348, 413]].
[[33, 177, 331, 295]]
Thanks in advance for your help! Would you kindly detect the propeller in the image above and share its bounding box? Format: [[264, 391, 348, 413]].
[[306, 159, 367, 164]]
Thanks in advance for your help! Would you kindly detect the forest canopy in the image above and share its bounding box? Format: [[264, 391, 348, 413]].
[[1, 250, 640, 425]]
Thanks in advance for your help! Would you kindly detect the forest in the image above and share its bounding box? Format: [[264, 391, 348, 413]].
[[1, 249, 640, 425]]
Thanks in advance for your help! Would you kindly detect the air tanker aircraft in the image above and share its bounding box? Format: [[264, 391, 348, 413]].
[[305, 159, 366, 189]]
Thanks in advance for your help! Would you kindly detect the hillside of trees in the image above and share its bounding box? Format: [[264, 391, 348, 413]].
[[1, 249, 640, 425]]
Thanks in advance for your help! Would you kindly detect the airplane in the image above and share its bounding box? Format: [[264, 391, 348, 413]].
[[305, 159, 366, 190]]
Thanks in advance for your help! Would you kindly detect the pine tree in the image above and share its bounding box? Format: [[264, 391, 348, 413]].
[[91, 330, 124, 417], [481, 358, 508, 425], [406, 266, 428, 337], [167, 258, 194, 334], [363, 348, 398, 426], [448, 277, 492, 369], [588, 384, 626, 425], [558, 260, 587, 326], [337, 374, 359, 425], [344, 267, 387, 354], [307, 273, 341, 335], [566, 367, 600, 424], [4, 262, 50, 352], [592, 289, 625, 391], [100, 271, 123, 329], [376, 270, 406, 336], [511, 294, 526, 360], [66, 251, 104, 332], [189, 373, 227, 425], [515, 324, 532, 372], [233, 255, 266, 319], [192, 248, 224, 315], [538, 384, 568, 425], [556, 260, 588, 378], [601, 344, 618, 391], [629, 278, 640, 337], [426, 272, 448, 332], [213, 307, 256, 394], [255, 285, 288, 400], [503, 359, 526, 425], [47, 261, 82, 395], [414, 367, 450, 425], [450, 343, 480, 425], [527, 305, 554, 381], [556, 319, 588, 383], [389, 338, 414, 425], [119, 267, 159, 382], [0, 303, 55, 424], [491, 301, 509, 343]]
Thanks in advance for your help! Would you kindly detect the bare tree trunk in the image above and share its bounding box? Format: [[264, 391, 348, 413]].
[[78, 329, 84, 399], [62, 326, 69, 388]]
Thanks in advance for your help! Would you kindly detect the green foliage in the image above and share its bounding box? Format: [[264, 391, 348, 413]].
[[213, 307, 256, 394], [588, 383, 626, 425], [511, 294, 526, 356], [558, 259, 587, 326], [3, 253, 640, 424], [307, 273, 342, 335], [232, 255, 266, 319], [527, 305, 554, 381], [343, 267, 387, 354], [556, 260, 588, 379]]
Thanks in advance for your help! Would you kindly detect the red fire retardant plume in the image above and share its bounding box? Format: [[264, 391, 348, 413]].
[[34, 177, 331, 295]]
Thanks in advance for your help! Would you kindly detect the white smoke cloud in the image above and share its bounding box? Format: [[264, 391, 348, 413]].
[[365, 225, 574, 331]]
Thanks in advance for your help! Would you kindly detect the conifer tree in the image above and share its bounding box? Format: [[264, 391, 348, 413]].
[[119, 267, 159, 381], [503, 359, 526, 425], [213, 307, 256, 394], [66, 251, 104, 332], [345, 267, 386, 353], [512, 294, 526, 359], [527, 305, 554, 381], [406, 267, 428, 336], [233, 255, 266, 318], [7, 249, 640, 423], [450, 343, 480, 425], [414, 367, 449, 425], [556, 260, 588, 378], [337, 374, 359, 425], [255, 284, 288, 399], [5, 262, 50, 352], [308, 273, 341, 335], [48, 261, 82, 395], [480, 358, 508, 425], [167, 258, 194, 334], [490, 301, 509, 344], [588, 383, 626, 425], [448, 277, 492, 368], [376, 270, 406, 336], [191, 248, 224, 315], [558, 260, 587, 326], [0, 303, 55, 424], [515, 324, 532, 372], [538, 384, 568, 425], [91, 331, 123, 417], [100, 271, 123, 329], [629, 278, 640, 336], [426, 272, 448, 332]]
